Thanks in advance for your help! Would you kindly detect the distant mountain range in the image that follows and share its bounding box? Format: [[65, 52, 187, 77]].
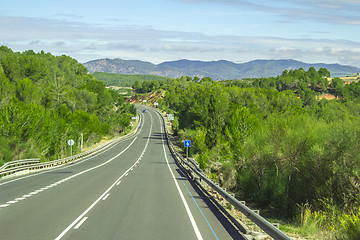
[[84, 58, 360, 80]]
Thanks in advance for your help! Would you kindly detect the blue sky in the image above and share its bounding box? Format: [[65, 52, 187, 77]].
[[1, 0, 360, 67]]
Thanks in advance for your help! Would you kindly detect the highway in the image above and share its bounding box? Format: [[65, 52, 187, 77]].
[[0, 106, 244, 240]]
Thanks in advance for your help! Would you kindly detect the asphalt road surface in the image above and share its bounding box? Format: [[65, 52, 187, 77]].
[[0, 106, 244, 240]]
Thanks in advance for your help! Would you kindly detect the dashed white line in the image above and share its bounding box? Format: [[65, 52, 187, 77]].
[[0, 117, 145, 210], [116, 180, 122, 186], [55, 110, 151, 240], [0, 136, 139, 210], [74, 217, 88, 229], [102, 194, 110, 200]]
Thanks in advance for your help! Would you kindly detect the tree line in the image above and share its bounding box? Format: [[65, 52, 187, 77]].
[[93, 72, 168, 87], [0, 46, 136, 166]]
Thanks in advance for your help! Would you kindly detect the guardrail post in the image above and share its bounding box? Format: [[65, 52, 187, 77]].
[[222, 188, 226, 205], [240, 201, 246, 221], [254, 210, 260, 232]]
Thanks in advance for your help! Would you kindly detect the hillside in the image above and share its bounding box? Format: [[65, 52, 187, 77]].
[[84, 58, 185, 78], [84, 58, 360, 80], [0, 46, 136, 165]]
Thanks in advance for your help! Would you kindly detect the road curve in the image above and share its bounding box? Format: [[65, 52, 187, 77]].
[[0, 106, 244, 240]]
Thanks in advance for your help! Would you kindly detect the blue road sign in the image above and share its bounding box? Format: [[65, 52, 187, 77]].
[[184, 140, 191, 147]]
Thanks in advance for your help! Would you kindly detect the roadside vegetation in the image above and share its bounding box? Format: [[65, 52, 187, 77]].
[[0, 46, 136, 166], [134, 72, 360, 239], [2, 45, 360, 238]]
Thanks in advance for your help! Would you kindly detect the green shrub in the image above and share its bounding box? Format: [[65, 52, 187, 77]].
[[338, 207, 360, 240]]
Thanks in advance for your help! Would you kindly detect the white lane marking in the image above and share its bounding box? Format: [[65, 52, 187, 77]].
[[102, 194, 110, 200], [125, 173, 128, 177], [74, 217, 88, 229], [116, 180, 122, 186], [0, 204, 10, 207], [0, 116, 145, 209], [156, 111, 203, 240], [0, 136, 138, 209], [0, 116, 145, 187], [55, 110, 152, 240]]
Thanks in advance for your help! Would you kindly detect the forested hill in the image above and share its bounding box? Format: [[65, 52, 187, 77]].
[[0, 46, 136, 166], [84, 58, 360, 80]]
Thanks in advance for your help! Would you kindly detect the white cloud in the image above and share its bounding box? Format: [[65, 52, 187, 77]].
[[1, 15, 360, 67]]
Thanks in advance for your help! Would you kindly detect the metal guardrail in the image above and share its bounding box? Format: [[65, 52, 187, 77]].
[[0, 112, 142, 179], [0, 158, 41, 170], [154, 107, 291, 240], [0, 159, 41, 172]]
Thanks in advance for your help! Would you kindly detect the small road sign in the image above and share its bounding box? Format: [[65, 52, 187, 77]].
[[67, 139, 75, 146], [184, 140, 191, 158], [67, 139, 75, 157]]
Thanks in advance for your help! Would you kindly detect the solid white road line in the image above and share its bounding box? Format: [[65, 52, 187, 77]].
[[55, 111, 152, 240], [0, 113, 145, 211], [0, 136, 139, 209], [157, 111, 203, 240], [0, 116, 145, 188]]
